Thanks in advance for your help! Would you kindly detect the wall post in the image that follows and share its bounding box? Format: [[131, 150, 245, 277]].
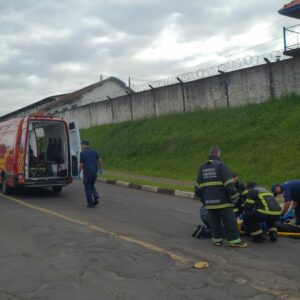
[[176, 77, 186, 112]]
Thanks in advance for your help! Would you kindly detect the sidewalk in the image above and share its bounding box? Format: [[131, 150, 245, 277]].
[[99, 170, 196, 200], [105, 170, 194, 187]]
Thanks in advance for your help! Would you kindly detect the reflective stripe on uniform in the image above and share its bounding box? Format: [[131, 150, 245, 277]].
[[206, 203, 234, 209], [199, 181, 223, 188], [212, 237, 223, 242], [241, 190, 248, 196], [228, 238, 242, 244], [195, 182, 201, 188], [268, 227, 277, 232], [257, 209, 281, 216], [250, 229, 263, 236], [224, 178, 235, 186], [245, 198, 255, 204], [258, 192, 272, 213], [230, 193, 239, 200]]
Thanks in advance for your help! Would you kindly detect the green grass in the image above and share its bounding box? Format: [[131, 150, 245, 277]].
[[100, 174, 194, 193], [81, 94, 300, 188]]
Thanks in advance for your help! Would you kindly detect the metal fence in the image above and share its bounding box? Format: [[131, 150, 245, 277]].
[[284, 24, 300, 52]]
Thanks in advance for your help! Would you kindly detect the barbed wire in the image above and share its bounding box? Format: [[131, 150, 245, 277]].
[[130, 50, 289, 93]]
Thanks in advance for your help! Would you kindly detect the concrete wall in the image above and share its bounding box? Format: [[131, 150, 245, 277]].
[[227, 64, 271, 107], [58, 57, 300, 129], [132, 90, 156, 120], [185, 75, 228, 110], [273, 57, 300, 98]]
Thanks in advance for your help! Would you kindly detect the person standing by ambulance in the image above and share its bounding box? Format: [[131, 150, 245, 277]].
[[195, 147, 247, 247], [79, 140, 102, 208]]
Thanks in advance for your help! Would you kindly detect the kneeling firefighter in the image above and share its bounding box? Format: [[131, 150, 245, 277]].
[[243, 182, 281, 242], [232, 172, 248, 217]]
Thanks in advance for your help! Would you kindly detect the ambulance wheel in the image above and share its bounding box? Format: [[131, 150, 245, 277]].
[[52, 186, 62, 193], [2, 178, 11, 195]]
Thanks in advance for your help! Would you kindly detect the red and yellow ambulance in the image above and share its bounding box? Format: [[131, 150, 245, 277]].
[[0, 114, 80, 194]]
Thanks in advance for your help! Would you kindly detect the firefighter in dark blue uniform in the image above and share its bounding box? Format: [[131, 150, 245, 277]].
[[243, 182, 281, 242], [79, 140, 102, 208], [193, 171, 247, 239], [195, 147, 247, 247], [232, 172, 248, 217]]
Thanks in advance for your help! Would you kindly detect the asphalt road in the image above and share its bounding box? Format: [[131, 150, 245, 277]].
[[0, 180, 299, 300]]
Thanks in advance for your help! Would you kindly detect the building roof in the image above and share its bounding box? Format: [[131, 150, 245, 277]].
[[279, 0, 300, 18], [0, 95, 63, 122], [43, 76, 132, 111]]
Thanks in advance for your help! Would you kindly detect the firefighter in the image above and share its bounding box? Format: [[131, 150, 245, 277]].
[[243, 182, 281, 242], [195, 147, 247, 247], [232, 172, 248, 217], [194, 171, 247, 239]]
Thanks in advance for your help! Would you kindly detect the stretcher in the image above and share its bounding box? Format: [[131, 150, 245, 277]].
[[192, 222, 300, 239], [239, 222, 300, 238]]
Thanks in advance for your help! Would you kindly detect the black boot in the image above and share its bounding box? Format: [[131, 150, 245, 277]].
[[192, 225, 202, 237], [269, 230, 277, 242], [196, 226, 206, 239]]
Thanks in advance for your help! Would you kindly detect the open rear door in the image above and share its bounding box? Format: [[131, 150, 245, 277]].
[[68, 120, 81, 177]]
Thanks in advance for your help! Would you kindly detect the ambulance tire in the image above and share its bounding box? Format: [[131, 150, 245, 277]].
[[52, 186, 63, 193], [2, 177, 11, 195]]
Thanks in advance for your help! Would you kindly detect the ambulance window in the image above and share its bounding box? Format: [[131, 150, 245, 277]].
[[35, 128, 45, 139], [35, 128, 47, 156], [28, 131, 37, 157], [69, 122, 75, 130]]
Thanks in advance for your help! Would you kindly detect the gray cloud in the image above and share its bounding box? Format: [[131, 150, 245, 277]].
[[0, 0, 296, 116]]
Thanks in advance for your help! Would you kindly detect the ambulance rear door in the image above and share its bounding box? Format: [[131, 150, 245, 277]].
[[68, 120, 81, 177]]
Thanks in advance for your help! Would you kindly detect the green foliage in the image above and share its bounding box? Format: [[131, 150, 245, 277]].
[[81, 94, 300, 187]]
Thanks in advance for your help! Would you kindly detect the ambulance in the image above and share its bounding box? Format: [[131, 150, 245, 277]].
[[0, 113, 81, 194]]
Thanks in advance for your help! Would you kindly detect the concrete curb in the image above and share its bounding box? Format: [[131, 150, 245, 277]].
[[174, 190, 195, 199], [97, 177, 196, 200], [141, 185, 158, 192]]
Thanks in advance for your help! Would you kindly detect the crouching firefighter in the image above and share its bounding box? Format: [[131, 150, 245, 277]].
[[232, 172, 248, 217], [195, 147, 247, 247], [243, 182, 281, 242]]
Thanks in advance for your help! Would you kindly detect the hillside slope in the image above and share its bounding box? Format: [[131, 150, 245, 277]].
[[80, 94, 300, 187]]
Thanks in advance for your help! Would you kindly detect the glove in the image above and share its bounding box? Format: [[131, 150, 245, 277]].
[[287, 209, 295, 218], [98, 169, 103, 176], [280, 210, 294, 222]]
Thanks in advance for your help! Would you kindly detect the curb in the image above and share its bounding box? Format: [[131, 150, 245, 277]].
[[97, 177, 195, 200]]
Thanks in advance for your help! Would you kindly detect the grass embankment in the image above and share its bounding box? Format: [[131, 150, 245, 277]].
[[81, 94, 300, 191]]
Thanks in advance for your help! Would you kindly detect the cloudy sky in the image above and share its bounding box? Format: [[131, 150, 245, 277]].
[[0, 0, 297, 116]]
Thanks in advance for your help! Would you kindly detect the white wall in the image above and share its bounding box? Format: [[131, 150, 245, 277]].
[[79, 81, 127, 106], [50, 80, 128, 114]]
